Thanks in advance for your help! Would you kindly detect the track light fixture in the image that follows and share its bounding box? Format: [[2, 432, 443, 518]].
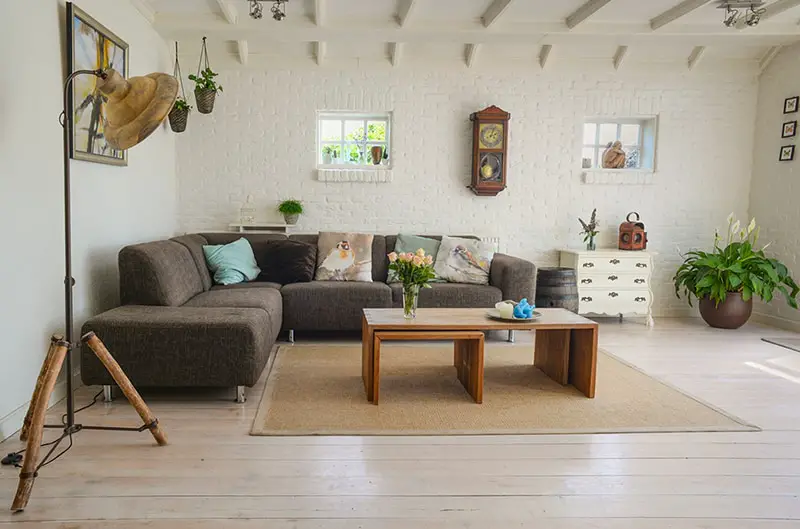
[[716, 1, 766, 28], [249, 0, 289, 21]]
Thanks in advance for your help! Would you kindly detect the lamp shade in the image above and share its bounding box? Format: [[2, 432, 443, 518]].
[[95, 69, 179, 150]]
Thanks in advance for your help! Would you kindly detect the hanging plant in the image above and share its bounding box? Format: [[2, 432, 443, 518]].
[[189, 37, 222, 114], [168, 42, 191, 133]]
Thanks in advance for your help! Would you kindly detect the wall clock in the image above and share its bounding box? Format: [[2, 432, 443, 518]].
[[470, 105, 510, 196]]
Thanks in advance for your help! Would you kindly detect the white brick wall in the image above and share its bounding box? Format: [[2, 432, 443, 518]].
[[177, 68, 758, 316], [750, 43, 800, 328]]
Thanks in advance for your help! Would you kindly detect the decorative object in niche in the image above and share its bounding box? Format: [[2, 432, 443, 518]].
[[618, 212, 648, 251], [168, 43, 191, 133], [578, 209, 599, 251], [782, 121, 797, 139], [239, 195, 257, 225], [784, 96, 799, 114], [602, 141, 626, 168], [189, 37, 222, 114], [318, 112, 391, 168], [278, 199, 303, 225], [470, 105, 510, 196], [370, 146, 383, 165], [779, 145, 795, 162]]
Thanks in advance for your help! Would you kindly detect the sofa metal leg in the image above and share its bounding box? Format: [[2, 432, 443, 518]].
[[103, 385, 113, 402], [288, 330, 295, 343], [235, 386, 246, 404], [507, 330, 516, 343]]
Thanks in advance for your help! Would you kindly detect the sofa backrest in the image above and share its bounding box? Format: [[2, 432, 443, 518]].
[[119, 240, 204, 306], [171, 234, 213, 291], [290, 234, 388, 283]]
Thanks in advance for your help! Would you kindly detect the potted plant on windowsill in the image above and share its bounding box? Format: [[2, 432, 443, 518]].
[[278, 199, 303, 225], [674, 214, 799, 329], [168, 98, 192, 133], [322, 145, 339, 165]]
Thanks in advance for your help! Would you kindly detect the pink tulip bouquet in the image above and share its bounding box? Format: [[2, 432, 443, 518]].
[[387, 248, 436, 318]]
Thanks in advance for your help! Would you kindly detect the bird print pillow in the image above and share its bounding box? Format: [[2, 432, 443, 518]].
[[315, 232, 374, 282], [433, 236, 495, 285]]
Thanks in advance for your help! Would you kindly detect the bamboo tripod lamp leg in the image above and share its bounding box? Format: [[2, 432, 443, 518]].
[[19, 335, 63, 442], [81, 332, 167, 446], [11, 339, 69, 512]]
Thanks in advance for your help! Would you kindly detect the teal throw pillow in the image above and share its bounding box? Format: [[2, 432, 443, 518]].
[[202, 238, 261, 286], [387, 234, 444, 283]]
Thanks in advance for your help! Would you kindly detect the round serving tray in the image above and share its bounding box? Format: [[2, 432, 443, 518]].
[[486, 309, 542, 322]]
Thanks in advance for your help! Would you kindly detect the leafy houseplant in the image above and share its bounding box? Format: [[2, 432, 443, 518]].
[[578, 208, 599, 251], [322, 145, 340, 165], [168, 97, 192, 133], [674, 214, 799, 329], [278, 199, 303, 225], [189, 67, 222, 114], [388, 249, 436, 319]]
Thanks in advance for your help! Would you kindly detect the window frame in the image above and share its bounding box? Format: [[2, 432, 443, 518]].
[[582, 118, 645, 170], [317, 111, 392, 169]]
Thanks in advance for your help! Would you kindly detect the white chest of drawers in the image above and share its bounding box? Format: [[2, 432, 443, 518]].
[[559, 249, 654, 326]]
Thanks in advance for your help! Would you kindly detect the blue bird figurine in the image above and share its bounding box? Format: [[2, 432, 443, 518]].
[[514, 298, 535, 319]]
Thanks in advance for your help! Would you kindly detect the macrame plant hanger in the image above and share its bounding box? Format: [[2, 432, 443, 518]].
[[167, 42, 189, 133], [194, 36, 218, 114]]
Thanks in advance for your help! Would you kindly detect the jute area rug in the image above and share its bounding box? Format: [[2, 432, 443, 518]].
[[251, 344, 756, 436]]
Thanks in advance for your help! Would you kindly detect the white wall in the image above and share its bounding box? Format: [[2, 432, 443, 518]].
[[750, 43, 800, 330], [177, 67, 758, 317], [0, 1, 177, 440]]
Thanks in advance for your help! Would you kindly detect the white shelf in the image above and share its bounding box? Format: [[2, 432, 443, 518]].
[[581, 169, 654, 185], [229, 222, 293, 234]]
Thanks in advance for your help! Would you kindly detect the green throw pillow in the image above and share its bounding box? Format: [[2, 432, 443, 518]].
[[202, 238, 261, 285], [387, 234, 444, 283]]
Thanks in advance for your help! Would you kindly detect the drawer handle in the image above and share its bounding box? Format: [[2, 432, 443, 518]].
[[635, 297, 646, 302], [582, 262, 595, 268], [636, 263, 648, 268], [634, 278, 645, 284], [608, 275, 618, 281], [608, 292, 619, 298], [581, 278, 593, 284], [609, 259, 620, 264], [581, 296, 593, 302]]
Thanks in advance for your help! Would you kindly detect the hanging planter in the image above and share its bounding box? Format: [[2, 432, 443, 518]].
[[168, 42, 191, 133], [189, 36, 222, 115]]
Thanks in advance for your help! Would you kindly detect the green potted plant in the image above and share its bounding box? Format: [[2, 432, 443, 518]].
[[278, 199, 303, 225], [674, 214, 799, 329], [322, 145, 339, 165], [168, 97, 192, 133], [189, 67, 222, 114]]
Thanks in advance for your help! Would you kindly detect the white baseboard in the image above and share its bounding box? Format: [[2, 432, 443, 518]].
[[0, 370, 82, 443], [751, 311, 800, 333]]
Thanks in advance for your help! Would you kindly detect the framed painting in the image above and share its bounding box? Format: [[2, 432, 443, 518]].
[[67, 3, 129, 166]]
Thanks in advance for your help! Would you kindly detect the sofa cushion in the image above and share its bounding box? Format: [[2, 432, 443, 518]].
[[257, 239, 317, 284], [292, 234, 388, 283], [119, 240, 204, 307], [315, 232, 374, 282], [171, 234, 212, 291], [203, 238, 261, 285], [387, 234, 443, 283], [434, 236, 495, 285], [390, 282, 502, 309], [184, 287, 282, 339], [281, 281, 392, 331]]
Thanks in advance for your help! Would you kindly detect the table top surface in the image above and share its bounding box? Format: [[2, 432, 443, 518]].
[[362, 308, 597, 330]]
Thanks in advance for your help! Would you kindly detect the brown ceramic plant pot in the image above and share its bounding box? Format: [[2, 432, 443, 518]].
[[698, 292, 753, 329]]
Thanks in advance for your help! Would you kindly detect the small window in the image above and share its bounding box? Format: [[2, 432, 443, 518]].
[[581, 117, 656, 170], [317, 112, 391, 168]]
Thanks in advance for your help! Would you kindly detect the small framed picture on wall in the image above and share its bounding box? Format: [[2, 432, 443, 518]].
[[785, 96, 799, 114], [779, 145, 795, 162], [783, 121, 797, 138]]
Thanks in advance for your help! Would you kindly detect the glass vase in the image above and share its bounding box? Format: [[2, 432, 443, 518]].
[[586, 235, 596, 251], [402, 284, 420, 319]]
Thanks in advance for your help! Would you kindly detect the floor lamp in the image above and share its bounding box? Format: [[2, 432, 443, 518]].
[[9, 68, 179, 512]]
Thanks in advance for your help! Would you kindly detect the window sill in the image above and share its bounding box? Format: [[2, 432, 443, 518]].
[[582, 168, 654, 185], [317, 166, 393, 183]]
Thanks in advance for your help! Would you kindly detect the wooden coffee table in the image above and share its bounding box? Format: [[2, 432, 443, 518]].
[[361, 308, 598, 404]]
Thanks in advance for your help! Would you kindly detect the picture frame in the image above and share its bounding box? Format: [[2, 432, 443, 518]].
[[782, 121, 797, 139], [784, 96, 799, 114], [67, 2, 129, 166], [779, 145, 795, 162]]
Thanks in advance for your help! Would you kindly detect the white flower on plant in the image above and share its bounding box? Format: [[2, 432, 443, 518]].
[[412, 255, 424, 266], [415, 248, 425, 257], [388, 252, 398, 263]]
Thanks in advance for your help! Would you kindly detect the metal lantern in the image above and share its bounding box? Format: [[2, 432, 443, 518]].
[[618, 212, 647, 251]]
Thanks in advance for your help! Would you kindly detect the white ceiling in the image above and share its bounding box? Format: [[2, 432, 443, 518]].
[[141, 0, 800, 70]]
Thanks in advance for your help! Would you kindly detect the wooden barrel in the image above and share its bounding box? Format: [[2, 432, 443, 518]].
[[535, 267, 579, 313]]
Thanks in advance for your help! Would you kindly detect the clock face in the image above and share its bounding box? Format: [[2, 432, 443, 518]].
[[479, 152, 503, 182], [479, 123, 503, 149]]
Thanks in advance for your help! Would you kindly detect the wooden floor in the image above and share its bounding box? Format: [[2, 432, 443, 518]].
[[2, 318, 800, 527]]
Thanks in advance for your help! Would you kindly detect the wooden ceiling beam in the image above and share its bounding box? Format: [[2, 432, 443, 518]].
[[538, 44, 552, 69], [736, 0, 800, 29], [687, 45, 705, 69], [397, 0, 418, 27], [759, 45, 782, 72], [566, 0, 614, 29], [236, 40, 249, 65], [612, 45, 628, 70], [314, 41, 326, 65], [465, 43, 480, 68], [482, 0, 514, 28], [315, 0, 326, 26], [389, 42, 403, 66], [214, 0, 238, 24], [651, 0, 712, 30], [130, 0, 155, 24]]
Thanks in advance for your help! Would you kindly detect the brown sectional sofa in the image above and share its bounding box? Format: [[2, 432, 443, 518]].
[[81, 233, 535, 398]]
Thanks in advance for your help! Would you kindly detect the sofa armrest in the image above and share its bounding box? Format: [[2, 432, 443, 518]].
[[489, 253, 536, 303]]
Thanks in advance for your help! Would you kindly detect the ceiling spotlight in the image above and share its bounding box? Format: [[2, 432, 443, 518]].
[[745, 5, 765, 26], [249, 0, 263, 19], [723, 6, 739, 27], [249, 1, 289, 21], [716, 1, 766, 28]]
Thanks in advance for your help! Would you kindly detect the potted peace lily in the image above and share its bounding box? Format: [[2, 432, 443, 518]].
[[388, 249, 436, 319], [674, 214, 799, 329]]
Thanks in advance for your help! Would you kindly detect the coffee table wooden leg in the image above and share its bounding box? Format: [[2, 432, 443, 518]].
[[569, 327, 598, 398], [362, 316, 374, 401], [454, 336, 484, 403], [371, 335, 381, 405], [534, 329, 570, 385]]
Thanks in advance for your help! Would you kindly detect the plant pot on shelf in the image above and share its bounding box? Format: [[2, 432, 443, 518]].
[[699, 292, 753, 329], [168, 106, 189, 133], [322, 153, 333, 165], [195, 88, 217, 114], [283, 213, 299, 225]]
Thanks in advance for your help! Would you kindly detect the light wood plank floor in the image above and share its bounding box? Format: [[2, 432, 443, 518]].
[[1, 318, 800, 528]]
